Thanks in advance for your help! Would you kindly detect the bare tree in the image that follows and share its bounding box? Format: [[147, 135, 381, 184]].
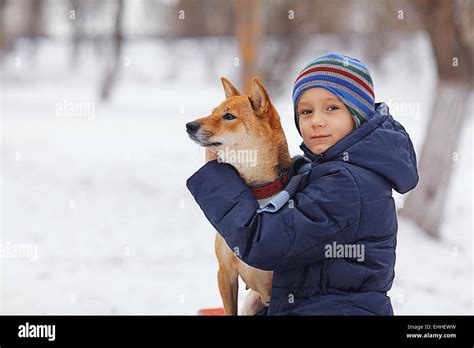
[[233, 0, 350, 98], [0, 0, 11, 54], [400, 0, 473, 238], [100, 0, 124, 101], [69, 0, 84, 69], [26, 0, 44, 38], [22, 0, 45, 59], [233, 0, 264, 94], [257, 0, 308, 98]]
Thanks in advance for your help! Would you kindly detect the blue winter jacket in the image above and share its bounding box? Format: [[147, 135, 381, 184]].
[[186, 103, 418, 315]]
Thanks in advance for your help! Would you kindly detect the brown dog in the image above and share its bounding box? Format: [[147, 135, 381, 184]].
[[186, 77, 291, 315]]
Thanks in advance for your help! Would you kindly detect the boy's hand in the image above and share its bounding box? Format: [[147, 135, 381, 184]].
[[205, 149, 219, 162]]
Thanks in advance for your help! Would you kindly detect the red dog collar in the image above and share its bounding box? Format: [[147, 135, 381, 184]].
[[250, 170, 289, 200]]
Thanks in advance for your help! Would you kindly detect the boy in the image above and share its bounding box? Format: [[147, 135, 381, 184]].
[[187, 54, 419, 315]]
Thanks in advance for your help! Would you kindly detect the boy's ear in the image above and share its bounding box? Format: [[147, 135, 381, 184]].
[[249, 77, 269, 115], [221, 77, 241, 99]]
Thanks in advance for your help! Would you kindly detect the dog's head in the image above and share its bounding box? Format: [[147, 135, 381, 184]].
[[186, 77, 284, 152]]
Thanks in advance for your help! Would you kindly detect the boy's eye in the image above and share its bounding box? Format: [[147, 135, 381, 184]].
[[327, 105, 340, 111], [223, 113, 236, 120], [299, 109, 313, 116]]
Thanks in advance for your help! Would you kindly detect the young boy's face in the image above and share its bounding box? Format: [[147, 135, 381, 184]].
[[297, 88, 355, 155]]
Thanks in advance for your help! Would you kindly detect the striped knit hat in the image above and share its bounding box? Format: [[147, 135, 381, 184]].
[[292, 54, 375, 134]]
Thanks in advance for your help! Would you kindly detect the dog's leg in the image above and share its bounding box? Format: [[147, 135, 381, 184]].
[[217, 266, 239, 315], [215, 233, 240, 315]]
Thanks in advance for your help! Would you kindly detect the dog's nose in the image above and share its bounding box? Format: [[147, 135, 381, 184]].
[[186, 121, 201, 134]]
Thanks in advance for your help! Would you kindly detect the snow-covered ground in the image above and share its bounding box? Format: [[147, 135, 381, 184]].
[[0, 35, 472, 314]]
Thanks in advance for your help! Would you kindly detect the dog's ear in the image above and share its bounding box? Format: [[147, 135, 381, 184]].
[[249, 77, 269, 116], [221, 77, 241, 99]]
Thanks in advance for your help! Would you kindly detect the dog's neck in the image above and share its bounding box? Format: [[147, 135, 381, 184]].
[[218, 141, 292, 188]]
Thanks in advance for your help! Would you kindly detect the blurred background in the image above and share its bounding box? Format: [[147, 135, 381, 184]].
[[0, 0, 472, 314]]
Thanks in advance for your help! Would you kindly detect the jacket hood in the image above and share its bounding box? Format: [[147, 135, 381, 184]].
[[300, 102, 419, 194]]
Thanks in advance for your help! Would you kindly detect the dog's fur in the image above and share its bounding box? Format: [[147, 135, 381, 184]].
[[187, 77, 291, 315]]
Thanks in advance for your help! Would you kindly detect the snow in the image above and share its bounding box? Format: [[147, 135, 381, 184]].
[[0, 34, 472, 314]]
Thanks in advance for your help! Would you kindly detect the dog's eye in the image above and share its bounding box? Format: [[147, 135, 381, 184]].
[[223, 113, 236, 120]]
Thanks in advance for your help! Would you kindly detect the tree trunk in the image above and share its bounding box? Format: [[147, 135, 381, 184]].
[[233, 0, 264, 94], [26, 0, 44, 38], [100, 0, 124, 101], [0, 0, 10, 54], [70, 0, 83, 70], [400, 81, 472, 237], [400, 0, 473, 238]]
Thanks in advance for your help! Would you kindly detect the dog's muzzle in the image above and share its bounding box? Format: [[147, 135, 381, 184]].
[[186, 121, 201, 135], [186, 122, 222, 147]]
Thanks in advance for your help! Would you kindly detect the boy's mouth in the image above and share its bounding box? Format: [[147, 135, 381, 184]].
[[310, 134, 331, 139]]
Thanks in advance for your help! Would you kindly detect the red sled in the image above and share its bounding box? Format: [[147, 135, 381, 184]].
[[198, 307, 225, 316]]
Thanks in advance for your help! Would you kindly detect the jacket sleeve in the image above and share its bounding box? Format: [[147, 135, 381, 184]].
[[186, 160, 361, 272]]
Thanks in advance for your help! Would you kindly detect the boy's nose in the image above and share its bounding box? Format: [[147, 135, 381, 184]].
[[312, 114, 327, 127], [186, 121, 201, 134]]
